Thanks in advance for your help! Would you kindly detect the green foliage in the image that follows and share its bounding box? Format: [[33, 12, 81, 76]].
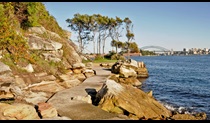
[[121, 42, 140, 53], [82, 59, 92, 63], [30, 51, 66, 75], [94, 54, 104, 60], [0, 2, 33, 64], [103, 51, 125, 60], [93, 58, 117, 63], [26, 2, 40, 27], [104, 50, 116, 59], [140, 50, 156, 56], [129, 42, 140, 53], [5, 2, 67, 38], [1, 53, 28, 73], [110, 54, 126, 61]]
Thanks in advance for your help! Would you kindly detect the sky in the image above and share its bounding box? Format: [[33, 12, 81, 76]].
[[43, 2, 210, 53]]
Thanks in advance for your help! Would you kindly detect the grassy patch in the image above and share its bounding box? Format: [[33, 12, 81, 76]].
[[92, 58, 117, 63]]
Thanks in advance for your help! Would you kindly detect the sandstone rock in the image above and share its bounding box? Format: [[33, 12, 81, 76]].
[[14, 76, 27, 89], [0, 62, 14, 84], [23, 91, 50, 105], [0, 62, 11, 74], [85, 62, 93, 68], [59, 79, 82, 88], [64, 30, 71, 40], [171, 112, 207, 120], [51, 41, 63, 50], [72, 95, 92, 104], [24, 64, 34, 73], [128, 59, 139, 68], [37, 102, 58, 118], [0, 91, 14, 100], [95, 79, 172, 120], [28, 35, 56, 50], [0, 103, 40, 120], [72, 73, 86, 82], [111, 59, 149, 79], [119, 65, 137, 78], [83, 69, 96, 78], [136, 67, 149, 78], [84, 72, 95, 78], [109, 75, 142, 87], [26, 81, 65, 93], [72, 63, 85, 69], [28, 26, 46, 34], [46, 30, 61, 39], [72, 68, 83, 74]]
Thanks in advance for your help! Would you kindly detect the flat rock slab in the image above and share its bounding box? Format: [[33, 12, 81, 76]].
[[47, 66, 122, 120], [53, 100, 118, 120]]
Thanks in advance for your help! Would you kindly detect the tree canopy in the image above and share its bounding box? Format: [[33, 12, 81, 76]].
[[66, 13, 139, 56]]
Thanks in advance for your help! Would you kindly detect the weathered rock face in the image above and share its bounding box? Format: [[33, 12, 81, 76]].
[[111, 59, 149, 78], [109, 74, 142, 87], [27, 34, 62, 51], [64, 30, 71, 40], [28, 26, 61, 39], [110, 59, 149, 86], [27, 26, 82, 66], [94, 79, 172, 120], [93, 78, 207, 120], [0, 62, 16, 100], [0, 62, 15, 84]]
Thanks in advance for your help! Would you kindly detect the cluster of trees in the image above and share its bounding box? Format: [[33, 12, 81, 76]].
[[140, 50, 156, 56], [111, 40, 140, 54], [66, 13, 137, 56]]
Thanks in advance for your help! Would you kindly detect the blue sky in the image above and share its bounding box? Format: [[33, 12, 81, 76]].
[[43, 2, 210, 53]]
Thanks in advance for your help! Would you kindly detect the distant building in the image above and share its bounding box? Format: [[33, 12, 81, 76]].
[[171, 49, 174, 55]]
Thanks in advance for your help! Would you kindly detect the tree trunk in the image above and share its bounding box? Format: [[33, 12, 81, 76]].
[[127, 42, 130, 60], [93, 40, 95, 54]]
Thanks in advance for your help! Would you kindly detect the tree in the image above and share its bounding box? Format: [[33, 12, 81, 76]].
[[66, 13, 91, 53], [111, 40, 118, 53], [124, 17, 134, 59], [88, 14, 98, 54], [100, 16, 110, 54], [128, 42, 140, 53]]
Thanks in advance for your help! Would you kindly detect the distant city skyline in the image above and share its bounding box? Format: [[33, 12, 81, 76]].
[[43, 2, 210, 53]]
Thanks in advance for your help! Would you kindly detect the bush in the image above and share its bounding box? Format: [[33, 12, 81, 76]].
[[111, 54, 126, 61], [94, 54, 104, 60], [104, 51, 116, 59]]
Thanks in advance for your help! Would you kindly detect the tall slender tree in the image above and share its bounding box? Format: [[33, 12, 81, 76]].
[[124, 17, 134, 59], [109, 16, 124, 54], [66, 13, 91, 53]]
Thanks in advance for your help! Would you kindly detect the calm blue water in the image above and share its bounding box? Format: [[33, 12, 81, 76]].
[[131, 55, 210, 120]]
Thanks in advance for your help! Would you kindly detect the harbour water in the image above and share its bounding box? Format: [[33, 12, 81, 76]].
[[131, 55, 210, 120]]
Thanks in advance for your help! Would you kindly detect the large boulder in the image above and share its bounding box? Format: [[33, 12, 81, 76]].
[[94, 79, 172, 120], [111, 59, 149, 79], [110, 59, 148, 86]]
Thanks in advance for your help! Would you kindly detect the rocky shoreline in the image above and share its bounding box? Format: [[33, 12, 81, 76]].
[[0, 59, 207, 120]]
